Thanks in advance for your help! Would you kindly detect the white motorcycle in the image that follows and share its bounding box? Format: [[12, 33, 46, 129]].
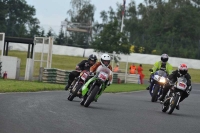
[[162, 76, 188, 114]]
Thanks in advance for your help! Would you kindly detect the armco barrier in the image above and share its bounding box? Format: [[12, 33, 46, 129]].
[[42, 68, 140, 84]]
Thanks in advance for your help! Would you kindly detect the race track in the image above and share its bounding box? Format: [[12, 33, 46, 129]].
[[0, 84, 200, 133]]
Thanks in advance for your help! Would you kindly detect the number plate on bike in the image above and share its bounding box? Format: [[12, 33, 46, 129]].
[[98, 72, 108, 81], [179, 83, 186, 88], [81, 73, 88, 81]]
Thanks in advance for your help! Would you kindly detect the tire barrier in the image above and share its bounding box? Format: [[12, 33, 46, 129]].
[[42, 68, 71, 84], [42, 68, 140, 84]]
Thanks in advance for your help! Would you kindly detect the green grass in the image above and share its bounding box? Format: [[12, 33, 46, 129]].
[[104, 83, 147, 93], [0, 79, 65, 93], [0, 79, 147, 93], [7, 50, 200, 83]]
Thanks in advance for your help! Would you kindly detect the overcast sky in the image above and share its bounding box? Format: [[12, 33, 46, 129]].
[[26, 0, 144, 35]]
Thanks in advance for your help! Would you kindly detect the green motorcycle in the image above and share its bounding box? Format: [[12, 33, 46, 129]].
[[80, 66, 111, 107]]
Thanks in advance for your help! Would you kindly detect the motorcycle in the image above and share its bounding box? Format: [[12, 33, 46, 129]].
[[162, 76, 187, 114], [67, 70, 90, 101], [149, 69, 168, 102], [80, 66, 110, 107]]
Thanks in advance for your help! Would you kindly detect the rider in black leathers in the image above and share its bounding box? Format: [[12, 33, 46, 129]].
[[64, 54, 97, 91], [159, 64, 192, 110]]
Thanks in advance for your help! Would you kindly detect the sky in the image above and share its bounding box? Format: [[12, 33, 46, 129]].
[[26, 0, 144, 35]]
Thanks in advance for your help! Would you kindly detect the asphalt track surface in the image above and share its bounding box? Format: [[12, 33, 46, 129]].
[[0, 84, 200, 133]]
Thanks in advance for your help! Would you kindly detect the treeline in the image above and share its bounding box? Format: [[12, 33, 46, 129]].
[[1, 0, 200, 59], [0, 0, 57, 38]]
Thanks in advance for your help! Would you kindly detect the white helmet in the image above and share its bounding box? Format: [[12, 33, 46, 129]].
[[101, 53, 111, 67]]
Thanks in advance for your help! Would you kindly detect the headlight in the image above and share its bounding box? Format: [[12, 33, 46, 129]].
[[159, 77, 166, 83]]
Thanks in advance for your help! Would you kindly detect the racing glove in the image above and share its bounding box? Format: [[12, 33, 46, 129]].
[[107, 81, 111, 86], [186, 86, 192, 95], [89, 72, 94, 76]]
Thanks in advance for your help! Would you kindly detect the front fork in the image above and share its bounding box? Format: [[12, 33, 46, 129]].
[[169, 92, 181, 107], [150, 84, 162, 96]]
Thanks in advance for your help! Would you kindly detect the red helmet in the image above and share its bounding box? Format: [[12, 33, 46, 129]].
[[178, 64, 188, 75]]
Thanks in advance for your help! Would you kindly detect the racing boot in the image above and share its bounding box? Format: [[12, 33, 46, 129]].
[[159, 95, 165, 103], [176, 104, 180, 110], [77, 89, 82, 98], [146, 86, 150, 90], [64, 80, 72, 91]]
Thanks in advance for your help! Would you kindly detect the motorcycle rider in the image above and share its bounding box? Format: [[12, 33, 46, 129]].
[[64, 54, 97, 91], [146, 53, 173, 90], [77, 53, 113, 100], [90, 53, 113, 84], [159, 63, 192, 110]]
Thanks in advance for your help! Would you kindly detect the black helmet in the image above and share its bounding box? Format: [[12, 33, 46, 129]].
[[88, 54, 97, 62], [161, 53, 169, 63]]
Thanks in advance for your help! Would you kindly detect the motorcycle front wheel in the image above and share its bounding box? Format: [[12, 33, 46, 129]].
[[167, 95, 180, 114], [151, 85, 160, 102], [68, 83, 82, 101], [162, 98, 170, 112], [84, 85, 99, 107]]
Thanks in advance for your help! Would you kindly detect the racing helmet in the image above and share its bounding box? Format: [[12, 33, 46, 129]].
[[161, 53, 169, 63], [178, 63, 188, 75], [100, 53, 111, 67]]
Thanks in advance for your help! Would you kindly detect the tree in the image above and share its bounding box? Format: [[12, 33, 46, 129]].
[[56, 26, 66, 45], [100, 11, 108, 23], [122, 0, 200, 59], [92, 19, 130, 54], [66, 0, 95, 46], [0, 0, 42, 37], [0, 0, 7, 32], [46, 28, 54, 37], [40, 28, 45, 37]]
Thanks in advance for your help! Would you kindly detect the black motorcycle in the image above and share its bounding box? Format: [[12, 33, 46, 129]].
[[67, 70, 90, 101]]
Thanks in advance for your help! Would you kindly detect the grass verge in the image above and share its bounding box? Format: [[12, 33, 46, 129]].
[[104, 83, 147, 93], [0, 79, 147, 93]]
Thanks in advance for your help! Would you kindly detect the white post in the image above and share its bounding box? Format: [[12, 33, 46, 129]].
[[31, 38, 36, 79], [1, 33, 5, 57], [47, 36, 53, 68], [119, 15, 124, 46], [125, 55, 128, 83], [47, 37, 50, 68], [112, 51, 115, 69], [120, 15, 124, 33], [119, 0, 125, 45], [40, 38, 45, 67]]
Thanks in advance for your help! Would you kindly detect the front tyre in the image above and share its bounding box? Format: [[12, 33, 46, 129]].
[[151, 85, 159, 102], [80, 96, 87, 106], [162, 98, 170, 112], [167, 95, 180, 114], [68, 83, 82, 101], [84, 85, 99, 107]]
